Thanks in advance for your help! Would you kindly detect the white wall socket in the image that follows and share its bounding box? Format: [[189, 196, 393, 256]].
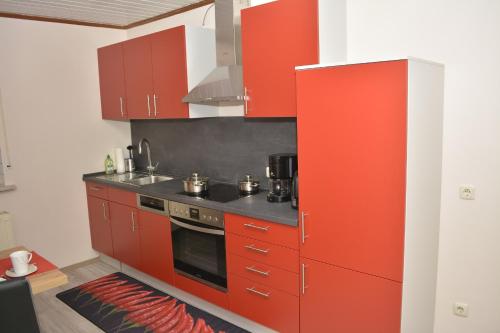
[[459, 185, 475, 200], [453, 302, 469, 317]]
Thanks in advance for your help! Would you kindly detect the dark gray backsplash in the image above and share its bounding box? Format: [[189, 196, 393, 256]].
[[130, 117, 297, 186]]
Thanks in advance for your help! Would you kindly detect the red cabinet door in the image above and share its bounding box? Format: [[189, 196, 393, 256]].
[[97, 43, 127, 120], [296, 61, 408, 282], [241, 0, 318, 117], [87, 196, 113, 257], [123, 35, 154, 119], [109, 202, 141, 268], [300, 258, 402, 333], [151, 26, 189, 119], [138, 210, 174, 284]]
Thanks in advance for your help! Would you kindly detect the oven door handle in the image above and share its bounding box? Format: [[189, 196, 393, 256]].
[[170, 217, 225, 236]]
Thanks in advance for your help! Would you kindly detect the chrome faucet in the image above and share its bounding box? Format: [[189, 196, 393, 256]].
[[138, 138, 158, 175]]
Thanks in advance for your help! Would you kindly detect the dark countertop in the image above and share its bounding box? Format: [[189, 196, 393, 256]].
[[83, 172, 298, 227]]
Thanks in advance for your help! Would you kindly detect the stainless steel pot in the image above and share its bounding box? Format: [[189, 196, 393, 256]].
[[239, 174, 260, 194], [183, 173, 209, 194]]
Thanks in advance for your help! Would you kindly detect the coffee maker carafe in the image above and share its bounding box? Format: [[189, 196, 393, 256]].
[[267, 153, 297, 203]]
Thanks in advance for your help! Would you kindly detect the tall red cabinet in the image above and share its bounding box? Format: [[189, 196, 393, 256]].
[[296, 59, 444, 333]]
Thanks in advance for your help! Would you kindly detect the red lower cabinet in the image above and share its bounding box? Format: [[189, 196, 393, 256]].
[[300, 258, 402, 333], [229, 274, 299, 333], [87, 195, 113, 257], [174, 272, 229, 309], [109, 202, 141, 269], [138, 210, 174, 285]]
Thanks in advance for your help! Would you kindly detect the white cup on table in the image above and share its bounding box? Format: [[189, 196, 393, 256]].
[[10, 250, 32, 275]]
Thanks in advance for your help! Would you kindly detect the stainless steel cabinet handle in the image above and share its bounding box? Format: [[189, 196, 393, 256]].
[[301, 263, 306, 295], [244, 244, 269, 254], [119, 97, 124, 117], [301, 211, 309, 244], [147, 95, 151, 117], [153, 94, 158, 117], [246, 287, 270, 298], [243, 223, 270, 232], [245, 266, 270, 276], [131, 212, 136, 232], [90, 186, 102, 191], [244, 87, 249, 115], [102, 202, 107, 221]]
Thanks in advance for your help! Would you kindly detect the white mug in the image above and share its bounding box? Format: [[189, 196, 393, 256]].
[[10, 250, 32, 275]]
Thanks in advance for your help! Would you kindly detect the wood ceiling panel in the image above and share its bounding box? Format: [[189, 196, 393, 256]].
[[0, 0, 212, 28]]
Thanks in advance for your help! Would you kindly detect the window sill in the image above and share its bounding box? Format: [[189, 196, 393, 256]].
[[0, 184, 16, 192]]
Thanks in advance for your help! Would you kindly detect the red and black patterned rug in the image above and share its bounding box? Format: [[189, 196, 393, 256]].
[[56, 272, 248, 333]]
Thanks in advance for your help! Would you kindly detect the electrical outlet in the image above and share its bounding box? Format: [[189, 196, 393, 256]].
[[453, 302, 469, 317], [459, 185, 475, 200]]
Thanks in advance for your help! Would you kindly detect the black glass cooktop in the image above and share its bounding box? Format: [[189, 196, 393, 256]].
[[178, 183, 246, 203]]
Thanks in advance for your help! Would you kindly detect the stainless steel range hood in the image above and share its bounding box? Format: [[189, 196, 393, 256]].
[[183, 0, 250, 106]]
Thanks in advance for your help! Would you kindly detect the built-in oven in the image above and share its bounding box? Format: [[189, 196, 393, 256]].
[[169, 201, 227, 291]]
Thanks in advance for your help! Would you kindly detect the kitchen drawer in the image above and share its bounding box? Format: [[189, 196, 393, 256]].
[[227, 233, 299, 273], [228, 274, 299, 333], [108, 187, 137, 207], [225, 213, 298, 249], [86, 182, 108, 199], [228, 253, 299, 296]]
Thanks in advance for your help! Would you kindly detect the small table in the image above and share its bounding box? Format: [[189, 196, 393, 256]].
[[0, 246, 68, 294]]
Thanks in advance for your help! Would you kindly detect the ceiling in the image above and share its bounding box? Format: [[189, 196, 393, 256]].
[[0, 0, 213, 29]]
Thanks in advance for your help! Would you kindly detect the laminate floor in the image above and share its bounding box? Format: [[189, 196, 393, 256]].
[[33, 258, 275, 333]]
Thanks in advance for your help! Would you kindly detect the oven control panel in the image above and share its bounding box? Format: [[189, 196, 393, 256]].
[[169, 201, 224, 229]]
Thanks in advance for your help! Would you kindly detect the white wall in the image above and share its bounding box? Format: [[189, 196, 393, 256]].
[[345, 1, 500, 332], [127, 4, 215, 38], [0, 18, 130, 267]]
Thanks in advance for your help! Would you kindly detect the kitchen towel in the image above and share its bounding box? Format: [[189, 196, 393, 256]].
[[114, 148, 125, 174]]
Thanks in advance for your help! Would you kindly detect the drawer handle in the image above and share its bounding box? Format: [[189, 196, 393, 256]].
[[102, 202, 107, 221], [245, 266, 270, 276], [244, 244, 269, 254], [90, 186, 102, 191], [246, 287, 271, 298], [243, 223, 270, 232]]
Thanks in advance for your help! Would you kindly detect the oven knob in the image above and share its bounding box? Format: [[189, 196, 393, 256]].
[[202, 214, 206, 220], [214, 217, 218, 222], [208, 216, 212, 221]]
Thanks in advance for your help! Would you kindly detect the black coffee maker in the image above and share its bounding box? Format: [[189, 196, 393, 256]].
[[267, 153, 297, 203]]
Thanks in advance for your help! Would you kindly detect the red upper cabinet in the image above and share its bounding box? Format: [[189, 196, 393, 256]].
[[151, 26, 189, 119], [97, 43, 127, 120], [241, 0, 318, 117], [109, 202, 141, 269], [123, 35, 154, 119], [296, 61, 408, 282], [138, 210, 174, 285], [123, 26, 190, 119], [300, 258, 402, 333], [87, 195, 114, 257]]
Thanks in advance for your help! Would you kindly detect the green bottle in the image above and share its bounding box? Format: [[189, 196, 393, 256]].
[[104, 154, 114, 175]]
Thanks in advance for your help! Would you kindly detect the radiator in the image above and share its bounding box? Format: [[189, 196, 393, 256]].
[[0, 211, 15, 250]]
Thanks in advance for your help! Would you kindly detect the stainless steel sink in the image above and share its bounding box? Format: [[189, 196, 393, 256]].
[[122, 175, 173, 186], [95, 172, 173, 186]]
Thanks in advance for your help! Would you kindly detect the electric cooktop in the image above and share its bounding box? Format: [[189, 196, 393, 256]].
[[178, 183, 250, 203]]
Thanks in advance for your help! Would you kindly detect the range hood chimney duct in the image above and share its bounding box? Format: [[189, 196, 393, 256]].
[[183, 0, 250, 106]]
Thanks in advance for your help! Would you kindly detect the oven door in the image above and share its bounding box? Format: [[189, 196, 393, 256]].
[[170, 216, 227, 291]]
